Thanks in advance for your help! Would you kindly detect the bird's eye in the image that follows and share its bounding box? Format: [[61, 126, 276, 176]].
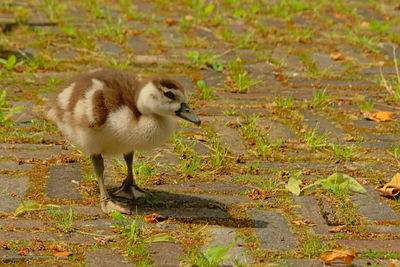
[[164, 91, 175, 100]]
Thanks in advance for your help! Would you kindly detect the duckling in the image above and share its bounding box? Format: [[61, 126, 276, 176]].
[[47, 68, 201, 214]]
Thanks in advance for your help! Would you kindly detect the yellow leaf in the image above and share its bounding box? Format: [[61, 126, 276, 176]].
[[320, 249, 356, 264], [364, 111, 396, 122], [375, 173, 400, 197], [330, 53, 344, 61]]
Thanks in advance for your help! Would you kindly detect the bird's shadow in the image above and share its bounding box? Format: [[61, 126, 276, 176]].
[[116, 189, 268, 228]]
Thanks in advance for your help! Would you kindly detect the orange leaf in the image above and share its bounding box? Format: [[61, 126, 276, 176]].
[[375, 173, 400, 197], [386, 259, 400, 267], [364, 111, 396, 122], [320, 249, 356, 264], [292, 219, 316, 226], [330, 53, 344, 61], [144, 213, 165, 224], [53, 251, 73, 257], [328, 225, 346, 232], [247, 189, 267, 200]]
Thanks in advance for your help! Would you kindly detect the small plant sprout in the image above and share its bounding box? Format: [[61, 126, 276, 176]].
[[0, 55, 24, 70], [274, 96, 294, 108], [187, 51, 223, 72], [231, 72, 260, 92], [311, 88, 329, 108], [389, 144, 400, 160], [379, 45, 400, 103], [304, 125, 329, 149], [197, 80, 215, 100], [0, 90, 25, 126], [185, 236, 238, 267], [48, 206, 74, 233], [358, 98, 375, 112]]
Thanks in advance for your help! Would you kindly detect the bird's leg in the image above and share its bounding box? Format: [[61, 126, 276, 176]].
[[113, 151, 148, 200], [91, 154, 132, 214]]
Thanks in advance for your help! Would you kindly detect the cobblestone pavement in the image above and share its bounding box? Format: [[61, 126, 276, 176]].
[[1, 0, 400, 266]]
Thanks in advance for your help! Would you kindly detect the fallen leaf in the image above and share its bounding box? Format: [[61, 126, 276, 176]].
[[18, 250, 27, 256], [292, 219, 315, 226], [386, 259, 400, 267], [144, 213, 165, 224], [9, 192, 17, 197], [247, 188, 267, 200], [53, 251, 73, 257], [184, 15, 194, 21], [364, 111, 396, 122], [285, 177, 302, 195], [328, 225, 346, 232], [165, 18, 175, 26], [375, 173, 400, 197], [360, 21, 370, 27], [193, 134, 206, 142], [321, 173, 367, 194], [320, 249, 356, 264], [330, 53, 344, 61]]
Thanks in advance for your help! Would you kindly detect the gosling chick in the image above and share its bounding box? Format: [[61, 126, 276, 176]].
[[47, 68, 201, 214]]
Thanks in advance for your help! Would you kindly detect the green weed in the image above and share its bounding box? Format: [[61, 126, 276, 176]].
[[231, 72, 260, 92], [197, 80, 215, 100], [0, 55, 24, 70], [311, 88, 329, 108], [48, 206, 74, 233], [0, 90, 25, 126]]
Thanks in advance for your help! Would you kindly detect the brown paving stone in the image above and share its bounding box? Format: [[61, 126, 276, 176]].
[[337, 240, 400, 252], [85, 248, 132, 267], [366, 225, 400, 234], [0, 250, 62, 263], [214, 125, 247, 155], [0, 143, 67, 160], [301, 110, 347, 140], [148, 242, 184, 267], [280, 258, 391, 266]]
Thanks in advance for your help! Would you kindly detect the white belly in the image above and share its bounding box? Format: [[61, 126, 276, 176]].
[[59, 106, 176, 155]]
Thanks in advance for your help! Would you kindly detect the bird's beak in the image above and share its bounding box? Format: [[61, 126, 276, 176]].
[[175, 103, 201, 126]]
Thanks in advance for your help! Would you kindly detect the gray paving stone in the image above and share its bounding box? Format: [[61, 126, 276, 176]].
[[293, 195, 331, 235], [148, 242, 184, 267], [149, 181, 250, 193], [0, 230, 105, 243], [138, 206, 228, 219], [351, 185, 400, 221], [0, 143, 66, 160], [202, 227, 252, 267], [257, 118, 298, 142], [85, 249, 132, 267], [46, 164, 82, 200], [214, 125, 247, 155], [366, 225, 400, 234], [338, 44, 373, 64], [134, 54, 169, 65], [0, 175, 29, 213], [0, 250, 61, 263], [74, 219, 117, 230], [301, 110, 346, 140], [153, 192, 258, 205], [96, 40, 122, 55], [127, 35, 153, 51], [201, 68, 225, 88], [69, 205, 104, 217], [248, 209, 299, 251], [0, 161, 33, 171], [171, 75, 195, 95]]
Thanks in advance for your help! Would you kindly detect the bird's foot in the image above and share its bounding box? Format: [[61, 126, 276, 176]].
[[100, 196, 133, 214], [113, 184, 152, 202]]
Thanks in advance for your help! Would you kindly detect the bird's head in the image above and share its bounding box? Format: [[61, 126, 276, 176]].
[[137, 76, 201, 125]]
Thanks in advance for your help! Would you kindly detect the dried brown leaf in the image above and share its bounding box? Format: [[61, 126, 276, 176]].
[[144, 213, 165, 225], [328, 225, 346, 232], [330, 53, 344, 61], [375, 173, 400, 197], [320, 249, 356, 264], [247, 189, 267, 200]]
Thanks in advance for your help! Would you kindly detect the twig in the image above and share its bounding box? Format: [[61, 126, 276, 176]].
[[374, 102, 400, 111]]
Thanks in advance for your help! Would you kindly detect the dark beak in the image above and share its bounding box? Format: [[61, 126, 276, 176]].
[[175, 103, 201, 126]]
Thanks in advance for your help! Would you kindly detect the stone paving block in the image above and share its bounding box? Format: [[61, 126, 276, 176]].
[[96, 40, 122, 55], [0, 230, 104, 243], [293, 195, 332, 235], [351, 185, 400, 221], [150, 181, 250, 193], [201, 68, 225, 88], [366, 225, 400, 234], [46, 164, 82, 200], [69, 205, 104, 217], [0, 161, 33, 171], [0, 218, 47, 229], [214, 125, 247, 155], [248, 209, 299, 251], [85, 248, 132, 267], [301, 110, 346, 140], [0, 143, 66, 160], [257, 118, 298, 143], [0, 175, 29, 213], [280, 258, 390, 266], [309, 53, 346, 73], [138, 206, 228, 219], [148, 242, 184, 267], [337, 239, 400, 252], [74, 219, 117, 230], [153, 192, 258, 205], [202, 227, 252, 266], [128, 35, 153, 51], [0, 250, 61, 263]]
